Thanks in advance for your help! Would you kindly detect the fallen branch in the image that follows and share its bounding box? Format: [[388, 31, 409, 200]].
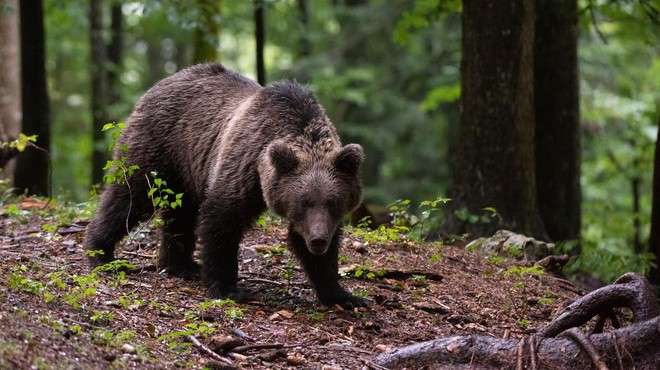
[[187, 335, 235, 368], [372, 273, 659, 369]]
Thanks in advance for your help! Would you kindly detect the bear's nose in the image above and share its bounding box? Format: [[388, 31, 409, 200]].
[[310, 237, 328, 249]]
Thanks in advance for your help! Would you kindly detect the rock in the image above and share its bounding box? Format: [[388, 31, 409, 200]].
[[120, 343, 136, 354], [466, 229, 554, 262]]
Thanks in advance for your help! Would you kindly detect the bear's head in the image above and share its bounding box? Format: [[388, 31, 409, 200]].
[[263, 140, 364, 255]]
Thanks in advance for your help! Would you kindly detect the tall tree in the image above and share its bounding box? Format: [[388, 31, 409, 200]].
[[648, 112, 660, 286], [193, 0, 221, 63], [254, 0, 266, 85], [14, 0, 50, 196], [534, 0, 581, 244], [90, 0, 109, 186], [440, 0, 546, 240], [107, 0, 123, 109], [0, 0, 21, 173], [297, 0, 311, 58]]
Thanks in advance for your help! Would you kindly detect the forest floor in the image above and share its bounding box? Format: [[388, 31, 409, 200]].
[[0, 198, 584, 369]]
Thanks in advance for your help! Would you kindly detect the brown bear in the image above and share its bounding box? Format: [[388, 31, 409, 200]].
[[83, 62, 367, 308]]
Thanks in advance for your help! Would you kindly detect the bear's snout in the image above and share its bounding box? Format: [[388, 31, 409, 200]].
[[300, 208, 334, 255]]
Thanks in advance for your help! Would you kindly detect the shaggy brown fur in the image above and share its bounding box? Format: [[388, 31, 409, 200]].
[[83, 63, 366, 308]]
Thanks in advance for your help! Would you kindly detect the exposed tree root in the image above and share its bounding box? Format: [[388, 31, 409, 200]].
[[372, 273, 660, 369]]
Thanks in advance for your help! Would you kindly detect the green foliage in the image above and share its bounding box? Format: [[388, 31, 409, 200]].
[[197, 298, 243, 322], [147, 171, 184, 210], [455, 206, 499, 225], [351, 265, 386, 280], [102, 123, 140, 185], [576, 0, 659, 281], [351, 224, 408, 245], [0, 133, 38, 152]]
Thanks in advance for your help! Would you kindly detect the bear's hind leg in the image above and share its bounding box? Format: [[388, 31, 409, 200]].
[[289, 226, 369, 309], [158, 206, 200, 278]]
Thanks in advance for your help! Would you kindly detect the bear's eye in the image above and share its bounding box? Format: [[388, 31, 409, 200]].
[[325, 198, 338, 208]]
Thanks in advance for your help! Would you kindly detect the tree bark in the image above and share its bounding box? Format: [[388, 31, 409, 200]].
[[297, 0, 311, 58], [90, 0, 109, 186], [534, 0, 581, 245], [14, 0, 50, 196], [440, 0, 546, 240], [254, 0, 266, 85], [107, 0, 123, 109], [0, 0, 21, 175], [193, 0, 221, 63], [648, 112, 660, 286]]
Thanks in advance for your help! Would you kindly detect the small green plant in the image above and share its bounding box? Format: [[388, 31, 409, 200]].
[[353, 289, 370, 298], [411, 274, 427, 284], [63, 273, 99, 309], [147, 171, 183, 210], [93, 259, 135, 287], [412, 196, 450, 241], [306, 311, 325, 326], [8, 267, 46, 295], [502, 265, 545, 323], [517, 318, 531, 329], [281, 260, 296, 281], [455, 206, 500, 225], [258, 244, 286, 258], [352, 265, 386, 280], [256, 211, 282, 229], [352, 224, 408, 245], [197, 298, 243, 322], [101, 123, 140, 185], [3, 204, 30, 224], [0, 133, 38, 152], [89, 311, 114, 325], [429, 252, 443, 263]]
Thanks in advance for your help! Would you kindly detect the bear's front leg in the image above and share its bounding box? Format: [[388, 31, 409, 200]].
[[289, 226, 369, 309], [196, 193, 264, 301]]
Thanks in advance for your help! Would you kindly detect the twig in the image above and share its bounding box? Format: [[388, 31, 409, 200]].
[[366, 360, 391, 370], [231, 326, 255, 342], [560, 328, 610, 370], [187, 335, 234, 366], [588, 0, 608, 44], [231, 342, 283, 353], [239, 277, 284, 286]]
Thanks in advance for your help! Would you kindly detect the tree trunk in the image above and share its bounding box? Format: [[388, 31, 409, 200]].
[[193, 0, 221, 63], [14, 0, 50, 196], [254, 0, 266, 85], [107, 0, 123, 109], [297, 0, 311, 58], [534, 0, 581, 246], [648, 112, 660, 286], [90, 0, 109, 186], [0, 0, 21, 175], [440, 0, 546, 240]]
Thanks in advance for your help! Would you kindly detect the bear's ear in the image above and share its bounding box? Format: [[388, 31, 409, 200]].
[[269, 140, 299, 175], [334, 144, 364, 176]]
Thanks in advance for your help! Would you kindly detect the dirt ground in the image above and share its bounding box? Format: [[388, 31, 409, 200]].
[[0, 199, 583, 369]]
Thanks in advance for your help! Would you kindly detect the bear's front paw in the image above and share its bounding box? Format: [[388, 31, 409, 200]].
[[87, 253, 114, 268], [163, 259, 201, 280], [319, 291, 370, 310], [206, 283, 251, 303]]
